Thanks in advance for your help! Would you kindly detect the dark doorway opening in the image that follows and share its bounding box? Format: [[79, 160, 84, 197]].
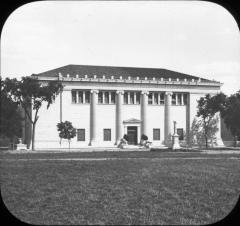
[[127, 126, 138, 145]]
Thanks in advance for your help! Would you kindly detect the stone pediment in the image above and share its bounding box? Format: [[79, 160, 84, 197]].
[[123, 118, 141, 124]]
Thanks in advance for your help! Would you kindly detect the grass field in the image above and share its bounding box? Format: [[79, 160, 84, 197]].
[[0, 150, 240, 225]]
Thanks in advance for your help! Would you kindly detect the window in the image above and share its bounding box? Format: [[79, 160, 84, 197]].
[[183, 94, 187, 105], [130, 92, 134, 104], [78, 91, 83, 103], [172, 94, 176, 105], [72, 90, 76, 103], [85, 91, 90, 103], [124, 92, 128, 104], [154, 93, 158, 105], [104, 129, 111, 141], [177, 128, 184, 140], [177, 94, 182, 105], [110, 92, 115, 104], [148, 93, 153, 104], [72, 90, 91, 104], [160, 93, 164, 105], [77, 129, 85, 141], [104, 92, 109, 104], [136, 93, 140, 104], [153, 129, 160, 140], [98, 92, 103, 103]]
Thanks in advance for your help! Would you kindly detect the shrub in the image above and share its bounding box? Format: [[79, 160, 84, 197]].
[[141, 134, 148, 140], [123, 134, 129, 141]]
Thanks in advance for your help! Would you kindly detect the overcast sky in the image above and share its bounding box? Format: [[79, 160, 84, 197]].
[[1, 1, 240, 95]]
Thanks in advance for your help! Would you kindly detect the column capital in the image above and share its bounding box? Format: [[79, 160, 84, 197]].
[[141, 91, 149, 95], [165, 91, 173, 96], [90, 89, 99, 94], [116, 90, 124, 95]]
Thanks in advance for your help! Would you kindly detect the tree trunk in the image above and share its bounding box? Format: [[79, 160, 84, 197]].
[[68, 140, 70, 151], [31, 122, 36, 151], [205, 135, 208, 149]]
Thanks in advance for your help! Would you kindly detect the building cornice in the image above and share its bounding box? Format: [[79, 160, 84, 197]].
[[33, 75, 222, 88]]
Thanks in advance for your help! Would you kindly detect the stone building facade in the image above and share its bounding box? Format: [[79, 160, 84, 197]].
[[26, 65, 224, 149]]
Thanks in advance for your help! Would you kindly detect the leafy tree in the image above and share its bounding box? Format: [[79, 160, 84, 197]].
[[57, 121, 76, 150], [0, 79, 22, 146], [221, 90, 240, 145], [196, 93, 226, 148], [3, 76, 62, 150], [189, 117, 218, 148]]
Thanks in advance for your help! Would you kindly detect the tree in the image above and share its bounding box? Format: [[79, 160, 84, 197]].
[[3, 76, 62, 150], [196, 93, 226, 148], [0, 79, 22, 146], [189, 117, 218, 148], [221, 90, 240, 145], [57, 121, 76, 150]]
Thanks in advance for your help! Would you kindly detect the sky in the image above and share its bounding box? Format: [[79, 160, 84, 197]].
[[1, 1, 240, 95]]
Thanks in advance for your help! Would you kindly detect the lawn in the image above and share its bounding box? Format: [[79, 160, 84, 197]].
[[0, 151, 240, 225]]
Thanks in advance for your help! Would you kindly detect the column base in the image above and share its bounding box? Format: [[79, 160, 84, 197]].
[[88, 140, 97, 146]]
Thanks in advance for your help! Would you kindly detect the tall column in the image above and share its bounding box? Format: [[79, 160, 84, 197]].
[[164, 92, 172, 147], [141, 91, 149, 136], [115, 90, 124, 144], [89, 90, 99, 146]]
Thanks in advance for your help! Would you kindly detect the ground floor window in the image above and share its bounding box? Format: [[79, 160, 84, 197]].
[[77, 129, 85, 141], [153, 129, 160, 140], [104, 129, 111, 141], [177, 128, 184, 140]]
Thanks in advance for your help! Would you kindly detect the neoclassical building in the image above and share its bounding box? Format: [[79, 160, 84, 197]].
[[25, 64, 224, 149]]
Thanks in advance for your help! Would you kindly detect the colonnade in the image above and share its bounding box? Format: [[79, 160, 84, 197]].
[[88, 89, 179, 146]]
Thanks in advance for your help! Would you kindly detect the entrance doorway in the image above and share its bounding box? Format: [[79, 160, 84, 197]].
[[127, 126, 138, 145]]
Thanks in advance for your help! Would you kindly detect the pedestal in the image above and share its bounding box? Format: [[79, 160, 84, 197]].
[[16, 139, 27, 150], [172, 134, 180, 150]]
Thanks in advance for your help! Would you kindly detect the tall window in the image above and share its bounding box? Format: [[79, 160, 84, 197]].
[[124, 92, 128, 104], [136, 93, 140, 104], [148, 93, 153, 104], [153, 129, 160, 140], [177, 128, 184, 140], [72, 90, 76, 103], [130, 92, 134, 104], [160, 93, 164, 105], [172, 94, 176, 105], [153, 93, 158, 105], [103, 129, 111, 141], [78, 91, 83, 103], [183, 94, 188, 105], [110, 92, 115, 104], [85, 91, 90, 103], [177, 94, 182, 105], [104, 92, 109, 104], [77, 129, 85, 141], [98, 92, 103, 103]]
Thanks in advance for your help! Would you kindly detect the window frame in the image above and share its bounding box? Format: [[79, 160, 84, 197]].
[[177, 128, 184, 140], [153, 128, 161, 140], [72, 90, 77, 103], [103, 129, 111, 141], [77, 129, 85, 141]]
